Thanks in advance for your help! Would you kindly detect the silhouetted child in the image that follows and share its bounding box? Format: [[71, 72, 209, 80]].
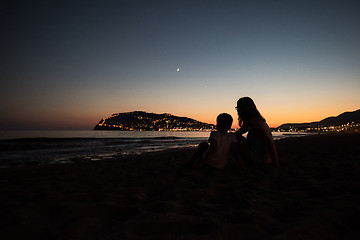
[[188, 113, 245, 170]]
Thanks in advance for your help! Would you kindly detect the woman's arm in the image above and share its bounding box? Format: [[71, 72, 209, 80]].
[[235, 124, 249, 138]]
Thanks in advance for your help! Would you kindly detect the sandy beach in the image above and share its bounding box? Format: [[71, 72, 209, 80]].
[[0, 133, 359, 239]]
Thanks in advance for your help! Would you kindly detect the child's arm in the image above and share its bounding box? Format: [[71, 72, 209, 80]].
[[195, 139, 217, 168], [231, 142, 246, 170]]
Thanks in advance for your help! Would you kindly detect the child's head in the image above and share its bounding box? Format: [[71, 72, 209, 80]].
[[216, 113, 233, 132]]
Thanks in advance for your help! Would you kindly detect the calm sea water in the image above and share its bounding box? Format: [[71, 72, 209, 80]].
[[0, 130, 309, 167]]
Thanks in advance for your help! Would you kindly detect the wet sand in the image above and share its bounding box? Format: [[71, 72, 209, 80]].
[[0, 133, 359, 239]]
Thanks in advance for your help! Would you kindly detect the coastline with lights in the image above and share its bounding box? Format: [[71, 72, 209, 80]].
[[93, 111, 216, 131], [94, 110, 360, 133]]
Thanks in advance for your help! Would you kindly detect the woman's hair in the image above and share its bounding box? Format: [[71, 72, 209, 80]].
[[216, 113, 233, 132], [236, 97, 265, 127]]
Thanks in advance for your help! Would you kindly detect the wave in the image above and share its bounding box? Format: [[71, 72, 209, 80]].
[[0, 136, 198, 151], [0, 136, 206, 167]]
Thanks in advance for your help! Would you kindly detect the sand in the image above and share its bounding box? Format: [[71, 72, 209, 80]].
[[0, 133, 359, 239]]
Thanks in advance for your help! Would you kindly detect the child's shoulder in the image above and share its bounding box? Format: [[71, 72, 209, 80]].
[[224, 132, 237, 142], [209, 130, 218, 136], [210, 131, 236, 138]]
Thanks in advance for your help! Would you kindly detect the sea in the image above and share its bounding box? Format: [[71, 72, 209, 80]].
[[0, 130, 309, 168]]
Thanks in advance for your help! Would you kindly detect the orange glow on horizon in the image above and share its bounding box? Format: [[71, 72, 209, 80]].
[[195, 106, 360, 129]]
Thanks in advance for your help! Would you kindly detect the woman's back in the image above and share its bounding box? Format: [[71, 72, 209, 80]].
[[247, 118, 273, 165]]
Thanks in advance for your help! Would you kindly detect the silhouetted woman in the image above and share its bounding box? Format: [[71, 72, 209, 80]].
[[235, 97, 280, 167]]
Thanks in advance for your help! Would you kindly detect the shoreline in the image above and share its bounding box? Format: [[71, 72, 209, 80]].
[[0, 131, 313, 168], [0, 132, 359, 239]]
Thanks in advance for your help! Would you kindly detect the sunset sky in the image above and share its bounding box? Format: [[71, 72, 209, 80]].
[[1, 0, 359, 130]]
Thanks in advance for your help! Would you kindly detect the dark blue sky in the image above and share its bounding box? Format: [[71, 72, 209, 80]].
[[1, 0, 359, 129]]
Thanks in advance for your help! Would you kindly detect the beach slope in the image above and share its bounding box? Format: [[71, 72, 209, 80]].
[[0, 133, 359, 239]]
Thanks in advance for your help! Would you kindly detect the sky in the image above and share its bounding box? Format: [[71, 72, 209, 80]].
[[1, 0, 359, 130]]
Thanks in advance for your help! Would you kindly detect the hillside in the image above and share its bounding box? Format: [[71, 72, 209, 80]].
[[93, 111, 215, 131], [278, 109, 360, 131]]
